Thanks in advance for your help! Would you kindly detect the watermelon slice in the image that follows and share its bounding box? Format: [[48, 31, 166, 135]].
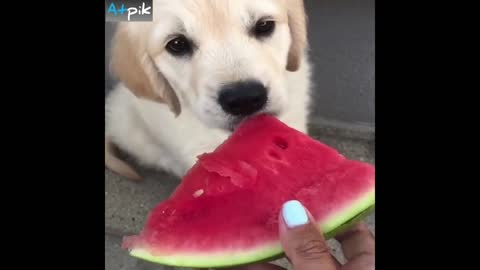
[[122, 114, 375, 268]]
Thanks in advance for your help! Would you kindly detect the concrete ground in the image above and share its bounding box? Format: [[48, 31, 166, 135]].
[[105, 130, 375, 270]]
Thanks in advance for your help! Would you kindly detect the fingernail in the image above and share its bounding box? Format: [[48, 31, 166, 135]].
[[282, 200, 309, 228]]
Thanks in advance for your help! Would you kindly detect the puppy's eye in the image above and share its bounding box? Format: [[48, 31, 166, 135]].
[[166, 36, 192, 56], [253, 20, 275, 38]]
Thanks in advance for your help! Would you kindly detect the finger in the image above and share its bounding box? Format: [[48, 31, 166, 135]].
[[227, 262, 286, 270], [279, 200, 338, 270], [341, 254, 375, 270], [281, 244, 342, 268], [335, 222, 375, 262], [301, 210, 342, 268]]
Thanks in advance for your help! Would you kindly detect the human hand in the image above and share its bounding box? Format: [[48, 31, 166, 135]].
[[230, 200, 375, 270]]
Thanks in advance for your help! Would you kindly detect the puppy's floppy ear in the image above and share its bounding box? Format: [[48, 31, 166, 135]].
[[286, 0, 308, 72], [110, 24, 181, 116]]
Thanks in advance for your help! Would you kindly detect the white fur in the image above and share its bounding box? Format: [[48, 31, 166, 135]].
[[105, 0, 312, 178]]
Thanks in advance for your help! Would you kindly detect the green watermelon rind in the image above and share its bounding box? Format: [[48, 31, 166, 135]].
[[128, 188, 375, 268]]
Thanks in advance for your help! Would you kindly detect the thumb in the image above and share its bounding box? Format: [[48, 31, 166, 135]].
[[279, 200, 338, 270]]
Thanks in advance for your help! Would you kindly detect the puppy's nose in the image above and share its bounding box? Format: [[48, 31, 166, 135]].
[[218, 81, 267, 116]]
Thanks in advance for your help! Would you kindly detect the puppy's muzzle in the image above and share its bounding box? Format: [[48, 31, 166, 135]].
[[218, 80, 267, 116]]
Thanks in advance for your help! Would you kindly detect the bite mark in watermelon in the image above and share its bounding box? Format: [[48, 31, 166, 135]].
[[122, 114, 375, 268]]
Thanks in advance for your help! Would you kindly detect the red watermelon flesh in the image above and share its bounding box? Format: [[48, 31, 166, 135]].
[[122, 114, 375, 268]]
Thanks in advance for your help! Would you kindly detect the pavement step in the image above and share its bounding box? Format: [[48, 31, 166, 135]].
[[106, 167, 180, 235]]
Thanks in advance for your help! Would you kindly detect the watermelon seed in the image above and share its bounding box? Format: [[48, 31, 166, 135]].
[[193, 189, 204, 198], [273, 137, 288, 149]]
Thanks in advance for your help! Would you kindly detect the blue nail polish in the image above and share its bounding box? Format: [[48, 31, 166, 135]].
[[282, 200, 309, 228]]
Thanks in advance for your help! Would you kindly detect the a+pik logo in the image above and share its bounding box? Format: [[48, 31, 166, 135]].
[[105, 0, 153, 22]]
